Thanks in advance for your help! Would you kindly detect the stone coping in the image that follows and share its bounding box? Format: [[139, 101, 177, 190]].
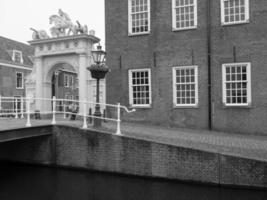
[[28, 34, 100, 45]]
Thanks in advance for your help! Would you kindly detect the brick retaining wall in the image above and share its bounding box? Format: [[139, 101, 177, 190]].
[[0, 125, 266, 189]]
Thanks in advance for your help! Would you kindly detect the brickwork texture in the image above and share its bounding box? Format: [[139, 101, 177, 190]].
[[0, 125, 266, 188], [105, 0, 267, 135]]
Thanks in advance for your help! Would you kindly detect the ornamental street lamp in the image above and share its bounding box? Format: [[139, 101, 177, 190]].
[[87, 44, 109, 127]]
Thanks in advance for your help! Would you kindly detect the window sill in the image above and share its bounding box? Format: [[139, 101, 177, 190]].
[[221, 20, 249, 26], [173, 104, 199, 109], [172, 26, 197, 32], [130, 105, 152, 109], [128, 32, 150, 37], [16, 87, 24, 90], [223, 103, 252, 108]]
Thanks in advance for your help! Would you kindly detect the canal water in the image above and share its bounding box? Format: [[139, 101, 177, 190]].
[[0, 162, 266, 200]]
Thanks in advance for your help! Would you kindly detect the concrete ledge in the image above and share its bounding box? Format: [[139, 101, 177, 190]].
[[0, 125, 266, 189]]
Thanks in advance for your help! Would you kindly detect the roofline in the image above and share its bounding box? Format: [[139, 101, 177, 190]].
[[28, 34, 100, 45], [0, 62, 33, 71], [0, 36, 32, 47]]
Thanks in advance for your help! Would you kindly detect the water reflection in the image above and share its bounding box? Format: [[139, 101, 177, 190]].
[[0, 163, 266, 200]]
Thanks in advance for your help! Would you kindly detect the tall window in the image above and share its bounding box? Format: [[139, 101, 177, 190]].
[[222, 63, 251, 106], [221, 0, 249, 25], [173, 66, 198, 106], [16, 72, 23, 89], [64, 74, 69, 87], [172, 0, 197, 30], [129, 69, 151, 107], [12, 50, 23, 64], [75, 78, 79, 89], [128, 0, 150, 35], [69, 76, 74, 89]]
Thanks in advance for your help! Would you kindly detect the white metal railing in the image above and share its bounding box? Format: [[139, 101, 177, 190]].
[[0, 95, 136, 135]]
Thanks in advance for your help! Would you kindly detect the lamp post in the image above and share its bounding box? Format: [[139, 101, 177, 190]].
[[87, 44, 109, 127]]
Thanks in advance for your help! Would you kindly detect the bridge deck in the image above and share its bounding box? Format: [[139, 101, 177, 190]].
[[0, 118, 81, 142], [0, 118, 267, 161], [0, 128, 52, 142]]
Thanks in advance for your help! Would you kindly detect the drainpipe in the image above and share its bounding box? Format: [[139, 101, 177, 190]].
[[207, 0, 212, 130]]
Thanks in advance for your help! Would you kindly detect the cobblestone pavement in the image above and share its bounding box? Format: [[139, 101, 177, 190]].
[[0, 118, 267, 161]]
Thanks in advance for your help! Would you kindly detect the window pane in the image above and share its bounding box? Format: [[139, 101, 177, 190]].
[[16, 73, 23, 88], [130, 0, 149, 34], [223, 64, 249, 105], [223, 0, 248, 24], [174, 0, 196, 29], [130, 70, 150, 106], [14, 52, 22, 63], [174, 66, 197, 105]]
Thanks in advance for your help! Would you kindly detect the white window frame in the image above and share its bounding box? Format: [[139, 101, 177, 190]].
[[128, 68, 152, 108], [221, 0, 249, 26], [128, 0, 151, 36], [172, 0, 198, 31], [12, 50, 23, 64], [172, 66, 199, 107], [222, 62, 251, 107], [16, 72, 24, 89]]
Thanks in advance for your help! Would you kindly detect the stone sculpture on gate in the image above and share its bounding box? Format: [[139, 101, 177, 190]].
[[30, 28, 49, 40], [31, 9, 90, 40], [49, 9, 73, 37], [71, 21, 88, 35]]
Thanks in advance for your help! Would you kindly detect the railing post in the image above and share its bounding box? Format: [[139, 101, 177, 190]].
[[63, 104, 66, 119], [25, 97, 31, 127], [116, 103, 121, 135], [15, 98, 18, 119], [82, 99, 87, 129], [20, 97, 24, 119], [51, 96, 56, 125]]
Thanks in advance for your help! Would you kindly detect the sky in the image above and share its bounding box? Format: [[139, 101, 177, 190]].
[[0, 0, 105, 45]]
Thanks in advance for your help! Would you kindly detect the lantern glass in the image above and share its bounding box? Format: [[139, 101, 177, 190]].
[[92, 45, 106, 64]]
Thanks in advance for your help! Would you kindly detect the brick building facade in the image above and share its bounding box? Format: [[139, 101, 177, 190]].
[[0, 36, 78, 112], [0, 36, 34, 111], [105, 0, 267, 135]]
